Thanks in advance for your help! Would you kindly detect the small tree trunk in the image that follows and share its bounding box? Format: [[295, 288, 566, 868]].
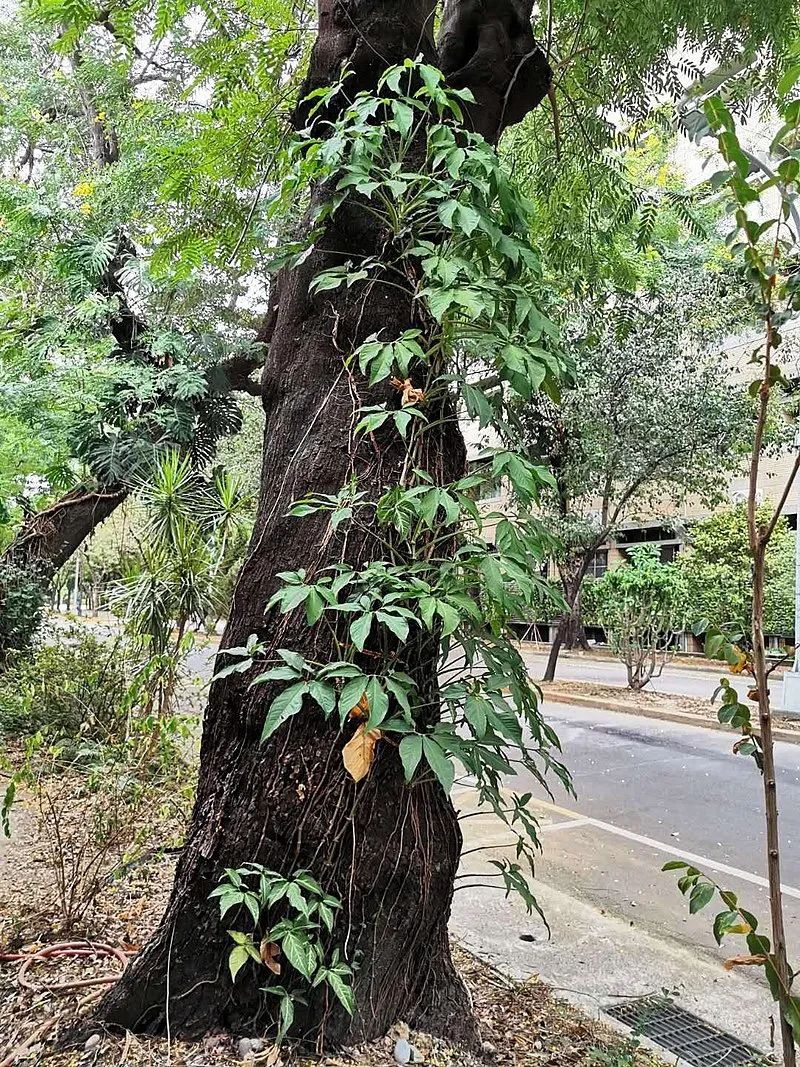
[[751, 540, 796, 1067], [562, 594, 589, 651], [543, 615, 566, 681], [99, 0, 551, 1048], [542, 568, 587, 681]]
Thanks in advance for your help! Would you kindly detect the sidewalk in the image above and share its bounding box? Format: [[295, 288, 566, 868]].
[[452, 788, 782, 1056]]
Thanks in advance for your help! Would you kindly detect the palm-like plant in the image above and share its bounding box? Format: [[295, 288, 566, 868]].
[[113, 452, 250, 718]]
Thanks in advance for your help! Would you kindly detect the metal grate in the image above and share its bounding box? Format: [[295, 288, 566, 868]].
[[605, 996, 767, 1067]]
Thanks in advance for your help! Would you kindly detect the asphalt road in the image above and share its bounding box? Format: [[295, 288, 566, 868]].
[[517, 701, 800, 959]]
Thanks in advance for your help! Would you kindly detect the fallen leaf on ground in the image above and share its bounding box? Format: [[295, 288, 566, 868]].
[[723, 954, 768, 970]]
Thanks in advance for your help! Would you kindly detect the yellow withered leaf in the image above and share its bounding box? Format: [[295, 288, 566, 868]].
[[343, 724, 382, 782]]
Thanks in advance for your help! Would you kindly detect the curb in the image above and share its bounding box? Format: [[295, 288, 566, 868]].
[[541, 689, 800, 746], [518, 643, 789, 677]]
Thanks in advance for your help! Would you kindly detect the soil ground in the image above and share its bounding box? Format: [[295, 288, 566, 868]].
[[0, 790, 659, 1067]]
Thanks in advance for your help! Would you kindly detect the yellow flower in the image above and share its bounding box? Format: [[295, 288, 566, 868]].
[[96, 110, 106, 122], [78, 201, 93, 216], [73, 180, 94, 198]]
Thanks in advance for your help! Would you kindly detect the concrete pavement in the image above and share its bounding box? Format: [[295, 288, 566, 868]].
[[451, 699, 800, 1054]]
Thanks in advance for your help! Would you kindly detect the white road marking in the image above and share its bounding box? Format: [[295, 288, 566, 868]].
[[532, 798, 800, 901], [540, 817, 594, 833]]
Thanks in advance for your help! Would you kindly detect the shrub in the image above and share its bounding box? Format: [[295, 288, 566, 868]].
[[0, 627, 130, 739], [0, 627, 199, 930], [591, 546, 684, 690], [0, 560, 46, 660], [5, 715, 196, 930]]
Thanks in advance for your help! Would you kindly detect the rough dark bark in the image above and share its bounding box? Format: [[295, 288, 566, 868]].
[[2, 484, 128, 579], [99, 0, 550, 1048], [439, 0, 550, 139]]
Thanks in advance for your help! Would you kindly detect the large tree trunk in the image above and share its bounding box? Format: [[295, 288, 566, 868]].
[[2, 484, 128, 578], [99, 0, 550, 1048]]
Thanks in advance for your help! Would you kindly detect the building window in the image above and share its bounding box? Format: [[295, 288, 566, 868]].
[[619, 542, 680, 564], [616, 525, 677, 545], [588, 549, 608, 578]]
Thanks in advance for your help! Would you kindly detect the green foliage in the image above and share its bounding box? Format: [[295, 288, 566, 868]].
[[0, 626, 128, 738], [210, 865, 353, 1041], [113, 451, 250, 715], [507, 0, 799, 292], [2, 689, 195, 924], [677, 505, 795, 637], [663, 861, 800, 1042], [519, 251, 751, 529], [590, 547, 684, 689], [213, 63, 572, 938], [0, 560, 47, 659], [514, 248, 752, 652], [0, 8, 267, 538]]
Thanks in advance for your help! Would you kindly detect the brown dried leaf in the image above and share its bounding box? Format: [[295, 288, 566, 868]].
[[349, 692, 369, 721], [260, 939, 281, 975], [390, 375, 425, 407], [343, 725, 382, 782], [723, 953, 768, 971]]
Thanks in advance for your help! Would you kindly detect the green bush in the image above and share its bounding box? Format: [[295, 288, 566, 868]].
[[676, 504, 794, 637], [0, 628, 130, 739], [0, 560, 47, 659], [590, 546, 685, 689]]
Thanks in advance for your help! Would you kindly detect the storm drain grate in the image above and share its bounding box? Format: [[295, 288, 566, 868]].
[[605, 996, 766, 1067]]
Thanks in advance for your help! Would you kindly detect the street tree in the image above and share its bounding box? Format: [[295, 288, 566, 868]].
[[98, 0, 564, 1044], [2, 0, 795, 1051], [516, 254, 753, 681], [589, 545, 685, 690]]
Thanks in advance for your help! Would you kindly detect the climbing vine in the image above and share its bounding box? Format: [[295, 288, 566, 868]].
[[217, 61, 571, 938]]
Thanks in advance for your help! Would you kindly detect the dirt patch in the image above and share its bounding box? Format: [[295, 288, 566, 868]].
[[0, 799, 659, 1067], [540, 679, 800, 733]]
